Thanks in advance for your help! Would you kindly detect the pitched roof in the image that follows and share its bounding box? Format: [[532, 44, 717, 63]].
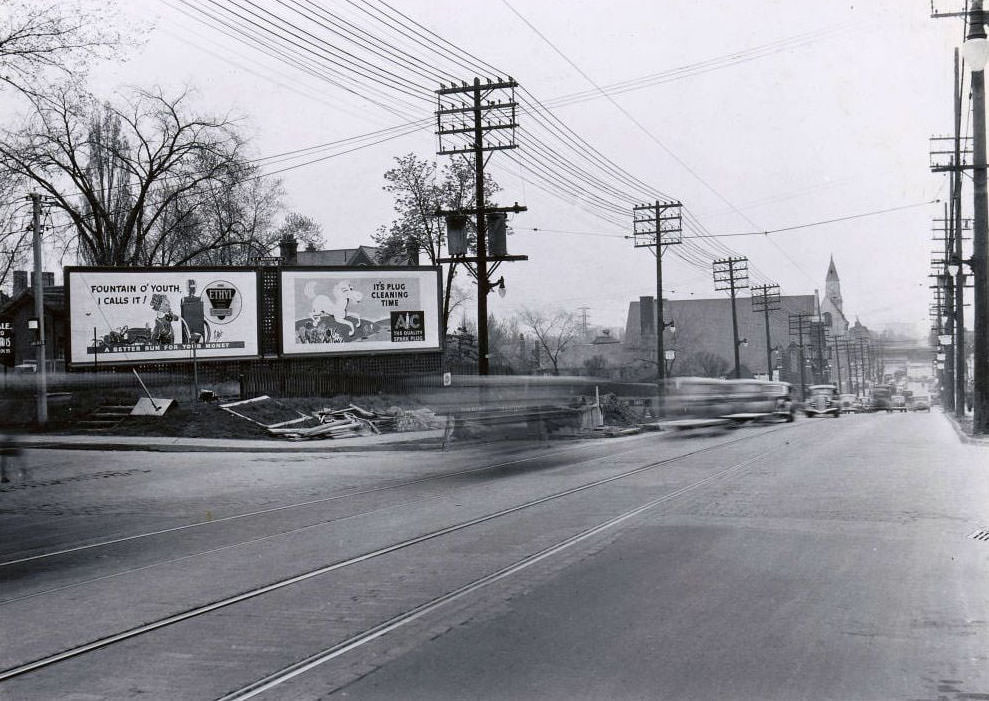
[[826, 255, 839, 280], [294, 245, 411, 267], [0, 286, 65, 317]]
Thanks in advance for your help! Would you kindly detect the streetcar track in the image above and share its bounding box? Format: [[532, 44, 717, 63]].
[[0, 425, 788, 568], [225, 446, 781, 699], [0, 426, 792, 683], [0, 494, 447, 606], [0, 440, 612, 567]]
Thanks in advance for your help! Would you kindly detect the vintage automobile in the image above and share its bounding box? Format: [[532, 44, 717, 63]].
[[838, 393, 860, 414], [911, 395, 931, 412], [804, 384, 841, 418], [890, 394, 909, 412], [720, 379, 795, 423]]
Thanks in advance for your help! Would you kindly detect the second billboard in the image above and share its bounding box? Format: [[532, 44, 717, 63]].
[[280, 268, 442, 356]]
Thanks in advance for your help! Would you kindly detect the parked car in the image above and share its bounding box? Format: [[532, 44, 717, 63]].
[[804, 384, 841, 418], [838, 393, 859, 413], [912, 395, 931, 412]]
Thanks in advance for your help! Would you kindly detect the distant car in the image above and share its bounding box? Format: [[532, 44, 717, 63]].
[[838, 393, 859, 414], [804, 384, 841, 418], [912, 395, 931, 412], [890, 394, 908, 412]]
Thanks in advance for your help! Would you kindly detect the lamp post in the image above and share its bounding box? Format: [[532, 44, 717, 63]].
[[963, 3, 989, 433]]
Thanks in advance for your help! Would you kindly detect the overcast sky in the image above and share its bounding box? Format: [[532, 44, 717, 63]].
[[89, 0, 961, 336]]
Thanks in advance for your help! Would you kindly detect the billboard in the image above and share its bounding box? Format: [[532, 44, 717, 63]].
[[280, 267, 442, 356], [66, 268, 260, 365]]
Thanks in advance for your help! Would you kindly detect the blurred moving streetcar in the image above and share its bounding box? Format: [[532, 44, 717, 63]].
[[660, 377, 794, 431]]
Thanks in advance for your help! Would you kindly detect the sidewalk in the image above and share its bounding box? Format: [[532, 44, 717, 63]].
[[11, 428, 450, 453], [941, 409, 989, 446]]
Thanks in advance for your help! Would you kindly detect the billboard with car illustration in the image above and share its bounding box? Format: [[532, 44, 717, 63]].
[[66, 268, 260, 365]]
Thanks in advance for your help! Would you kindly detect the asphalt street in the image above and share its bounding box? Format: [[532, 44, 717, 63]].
[[0, 411, 986, 700]]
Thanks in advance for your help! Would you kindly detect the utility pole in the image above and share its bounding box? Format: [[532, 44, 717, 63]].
[[954, 47, 969, 418], [751, 283, 781, 379], [632, 201, 683, 384], [845, 337, 859, 395], [29, 193, 47, 427], [789, 312, 813, 400], [858, 338, 869, 394], [435, 77, 526, 376], [713, 257, 749, 379], [931, 201, 957, 411], [970, 2, 989, 434], [832, 335, 844, 394], [931, 44, 972, 416], [931, 3, 976, 419]]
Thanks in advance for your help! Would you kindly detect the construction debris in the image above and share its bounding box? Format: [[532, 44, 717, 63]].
[[219, 397, 444, 441]]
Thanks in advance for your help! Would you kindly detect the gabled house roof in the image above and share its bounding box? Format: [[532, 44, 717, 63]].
[[0, 286, 65, 318], [294, 245, 412, 267]]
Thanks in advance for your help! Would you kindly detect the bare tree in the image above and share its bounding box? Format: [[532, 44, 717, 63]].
[[374, 153, 501, 334], [276, 212, 323, 253], [518, 308, 580, 376], [487, 313, 526, 372], [0, 1, 126, 97], [0, 85, 284, 267], [0, 170, 31, 292], [679, 351, 730, 378]]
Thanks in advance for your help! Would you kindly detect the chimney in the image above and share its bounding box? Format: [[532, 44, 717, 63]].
[[13, 270, 27, 293], [30, 271, 54, 289], [639, 296, 655, 338], [279, 234, 298, 265]]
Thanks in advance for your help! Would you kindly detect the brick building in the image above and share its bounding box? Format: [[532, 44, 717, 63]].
[[0, 270, 65, 371]]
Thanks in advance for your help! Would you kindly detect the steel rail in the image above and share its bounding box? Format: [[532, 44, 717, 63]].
[[219, 445, 783, 699], [0, 423, 799, 683], [0, 439, 623, 568]]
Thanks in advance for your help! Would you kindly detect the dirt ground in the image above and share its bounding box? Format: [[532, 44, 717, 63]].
[[2, 391, 439, 440]]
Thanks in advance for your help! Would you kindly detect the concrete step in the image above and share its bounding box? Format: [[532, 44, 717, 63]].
[[78, 404, 135, 430]]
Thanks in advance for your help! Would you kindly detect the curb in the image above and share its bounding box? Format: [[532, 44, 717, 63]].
[[940, 409, 989, 446], [15, 439, 450, 454]]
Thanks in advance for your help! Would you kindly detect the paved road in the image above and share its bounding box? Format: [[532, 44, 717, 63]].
[[1, 411, 986, 700]]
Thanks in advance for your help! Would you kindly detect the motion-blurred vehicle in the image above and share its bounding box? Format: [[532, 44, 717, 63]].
[[660, 377, 794, 430], [890, 394, 908, 412], [870, 384, 893, 413], [911, 395, 930, 412], [722, 379, 795, 423], [660, 377, 735, 431], [804, 384, 841, 418], [838, 393, 859, 414]]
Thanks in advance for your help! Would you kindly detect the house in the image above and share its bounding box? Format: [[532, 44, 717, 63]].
[[278, 234, 418, 267], [0, 270, 66, 371]]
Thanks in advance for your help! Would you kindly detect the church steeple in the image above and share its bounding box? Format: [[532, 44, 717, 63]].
[[825, 255, 842, 312]]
